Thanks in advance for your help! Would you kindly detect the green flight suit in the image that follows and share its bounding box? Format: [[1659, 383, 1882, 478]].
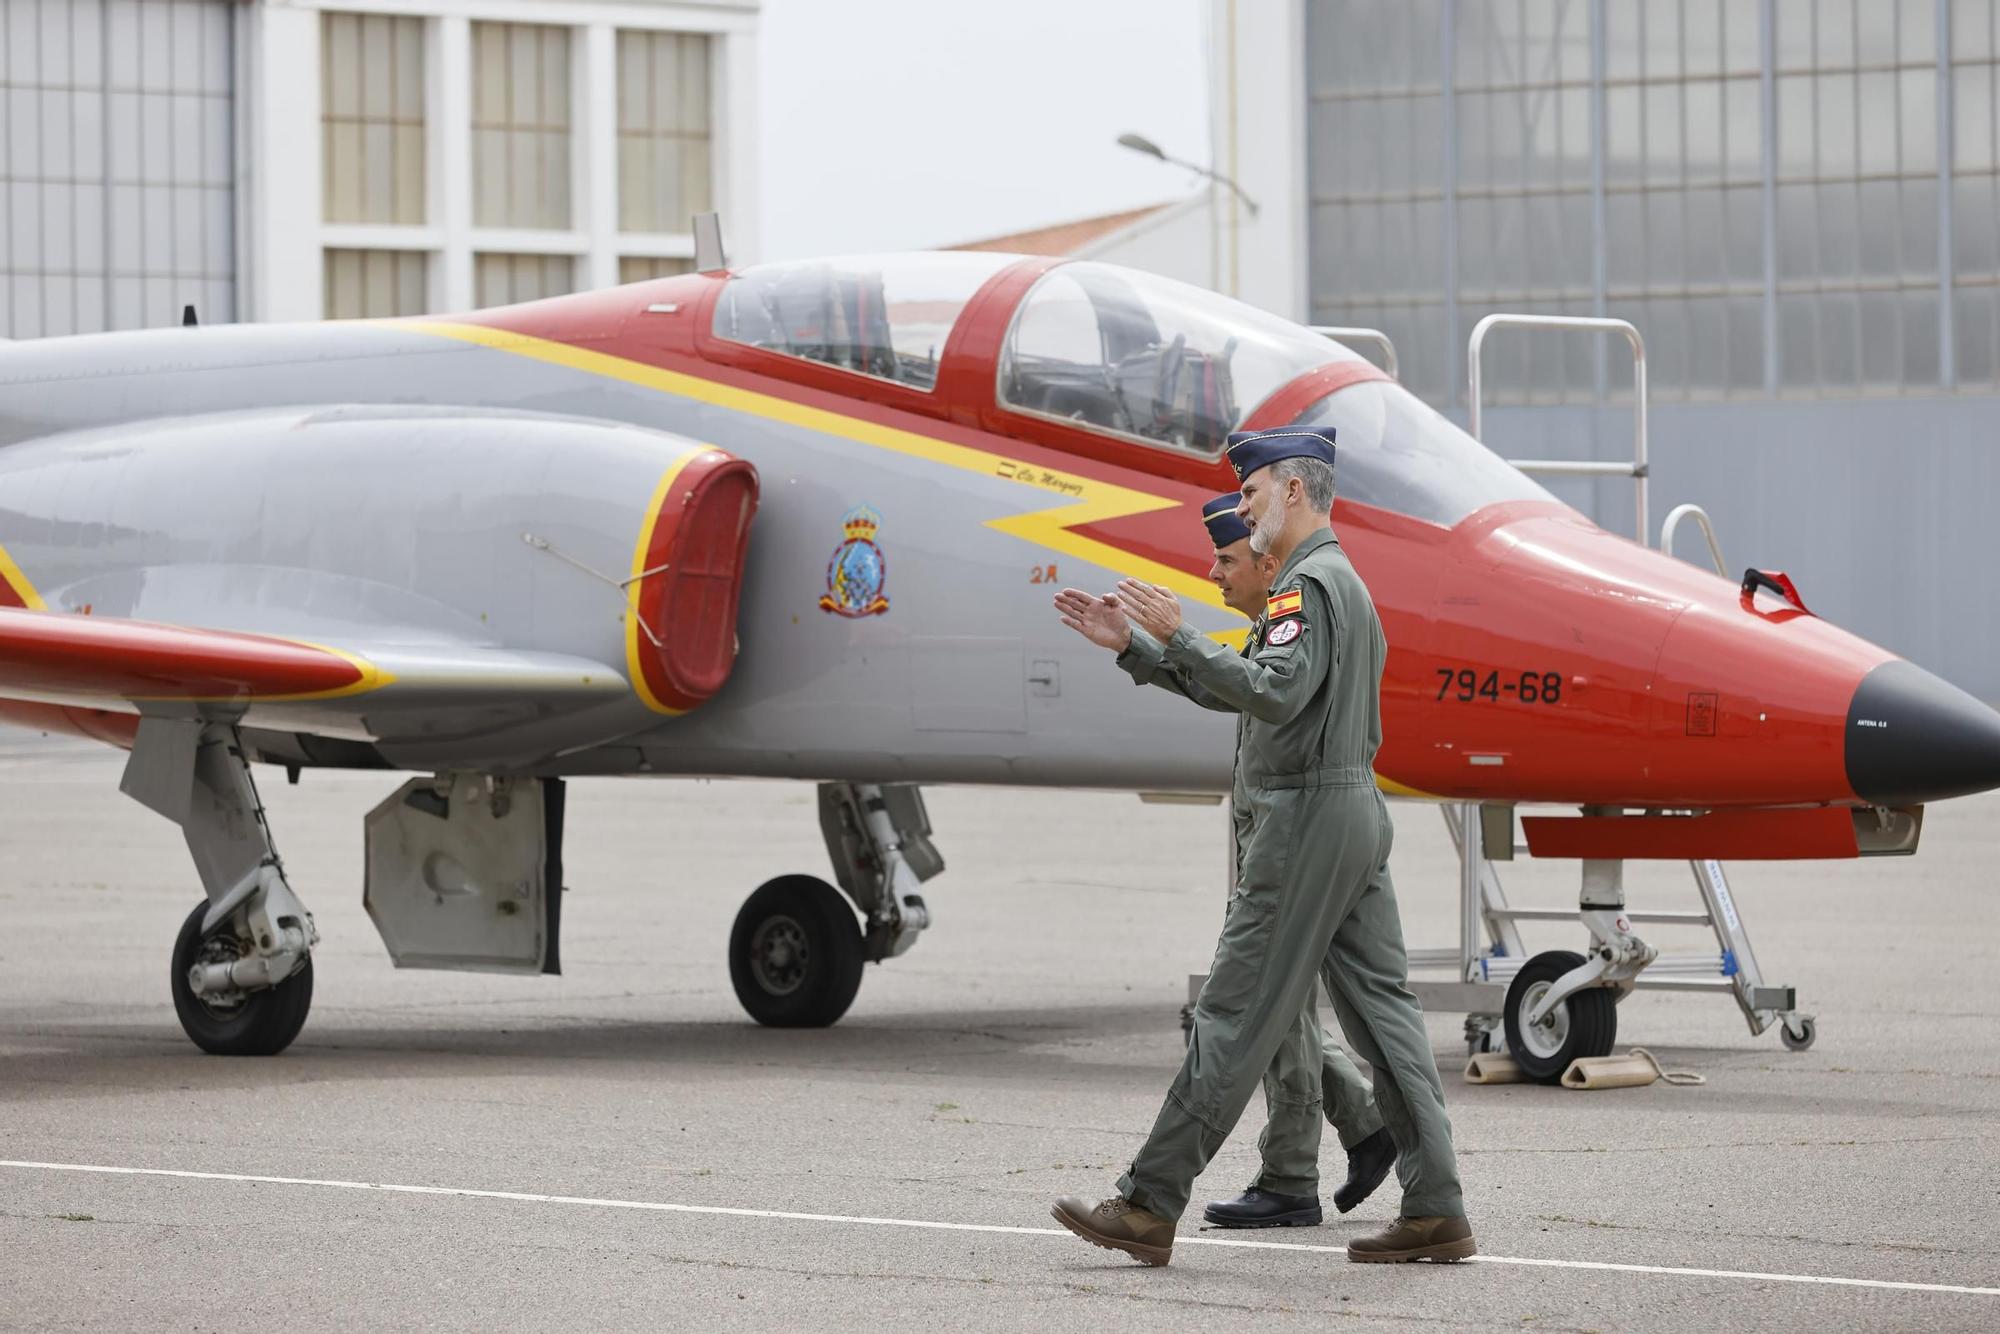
[[1112, 528, 1465, 1223], [1118, 612, 1384, 1200]]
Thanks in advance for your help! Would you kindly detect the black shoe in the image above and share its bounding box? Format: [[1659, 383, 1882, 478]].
[[1201, 1187, 1323, 1229], [1333, 1127, 1397, 1214]]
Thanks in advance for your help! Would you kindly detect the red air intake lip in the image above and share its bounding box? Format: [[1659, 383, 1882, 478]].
[[630, 450, 760, 713]]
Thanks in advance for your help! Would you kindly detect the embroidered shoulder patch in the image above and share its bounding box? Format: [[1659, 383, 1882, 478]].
[[1266, 617, 1304, 647], [1266, 589, 1303, 620]]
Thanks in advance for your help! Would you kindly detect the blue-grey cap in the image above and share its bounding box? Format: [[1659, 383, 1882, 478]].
[[1225, 426, 1337, 483], [1202, 492, 1250, 548]]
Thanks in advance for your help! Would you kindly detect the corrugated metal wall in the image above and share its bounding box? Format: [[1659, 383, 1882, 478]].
[[1306, 0, 2000, 699], [1, 0, 236, 337]]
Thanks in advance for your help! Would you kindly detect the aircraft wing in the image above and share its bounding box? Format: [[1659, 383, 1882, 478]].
[[0, 605, 630, 741]]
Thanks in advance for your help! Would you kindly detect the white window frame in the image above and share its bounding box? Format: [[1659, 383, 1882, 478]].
[[247, 0, 757, 322]]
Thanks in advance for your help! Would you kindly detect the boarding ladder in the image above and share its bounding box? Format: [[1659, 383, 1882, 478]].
[[1418, 314, 1812, 1052]]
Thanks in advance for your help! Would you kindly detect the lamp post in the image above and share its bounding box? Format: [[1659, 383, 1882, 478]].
[[1115, 133, 1260, 217], [1117, 132, 1259, 298]]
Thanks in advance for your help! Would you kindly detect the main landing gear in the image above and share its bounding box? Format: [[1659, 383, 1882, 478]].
[[124, 719, 320, 1056], [728, 782, 943, 1027]]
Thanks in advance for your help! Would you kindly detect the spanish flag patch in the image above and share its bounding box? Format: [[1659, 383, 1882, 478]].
[[1266, 589, 1303, 620]]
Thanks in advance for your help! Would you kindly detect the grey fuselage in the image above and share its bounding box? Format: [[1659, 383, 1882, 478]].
[[0, 320, 1240, 791]]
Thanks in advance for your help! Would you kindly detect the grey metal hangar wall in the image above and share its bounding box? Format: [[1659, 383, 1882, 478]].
[[1302, 0, 2000, 700], [1, 0, 239, 338]]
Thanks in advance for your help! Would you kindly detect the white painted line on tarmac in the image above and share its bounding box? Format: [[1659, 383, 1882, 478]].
[[4, 1159, 1995, 1298]]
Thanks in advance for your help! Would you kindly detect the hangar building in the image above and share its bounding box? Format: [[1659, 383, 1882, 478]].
[[0, 0, 759, 332], [1104, 0, 2000, 697]]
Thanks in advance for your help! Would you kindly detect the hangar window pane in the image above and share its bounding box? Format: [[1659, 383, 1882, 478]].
[[324, 247, 430, 319], [474, 251, 576, 307], [472, 22, 571, 230], [714, 252, 1015, 392], [1605, 0, 1769, 403], [619, 255, 694, 284], [1768, 0, 1942, 395], [1453, 0, 1596, 405], [1952, 1, 2000, 389], [1307, 0, 1447, 405], [616, 30, 712, 234], [321, 13, 425, 225]]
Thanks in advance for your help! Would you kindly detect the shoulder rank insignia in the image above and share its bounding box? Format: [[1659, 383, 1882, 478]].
[[1266, 588, 1303, 621]]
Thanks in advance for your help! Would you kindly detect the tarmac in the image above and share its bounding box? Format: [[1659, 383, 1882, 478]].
[[0, 733, 1995, 1331]]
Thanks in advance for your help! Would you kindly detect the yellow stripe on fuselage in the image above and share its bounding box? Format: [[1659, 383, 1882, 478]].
[[397, 322, 1436, 797], [0, 540, 47, 610], [399, 322, 1230, 616]]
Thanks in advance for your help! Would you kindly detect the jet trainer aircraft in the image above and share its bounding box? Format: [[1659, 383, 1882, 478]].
[[3, 248, 1998, 1069]]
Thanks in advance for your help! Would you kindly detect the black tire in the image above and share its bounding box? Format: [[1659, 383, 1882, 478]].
[[729, 875, 865, 1028], [169, 900, 314, 1056], [1503, 949, 1616, 1084]]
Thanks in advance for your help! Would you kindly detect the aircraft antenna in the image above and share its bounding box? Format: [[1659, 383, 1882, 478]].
[[693, 213, 726, 273]]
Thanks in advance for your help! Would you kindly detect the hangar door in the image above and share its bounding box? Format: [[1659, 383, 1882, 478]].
[[1, 0, 237, 338]]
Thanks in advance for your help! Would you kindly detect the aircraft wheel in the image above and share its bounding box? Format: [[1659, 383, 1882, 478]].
[[1503, 949, 1616, 1084], [169, 900, 314, 1057], [729, 875, 864, 1028]]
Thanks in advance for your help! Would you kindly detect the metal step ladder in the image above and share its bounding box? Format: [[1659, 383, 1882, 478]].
[[1411, 803, 1815, 1054], [1414, 314, 1811, 1054]]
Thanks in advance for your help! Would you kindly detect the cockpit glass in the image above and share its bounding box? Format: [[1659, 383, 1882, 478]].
[[1289, 381, 1555, 526], [997, 261, 1364, 456], [711, 252, 1016, 391]]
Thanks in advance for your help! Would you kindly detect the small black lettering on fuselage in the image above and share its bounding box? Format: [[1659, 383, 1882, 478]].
[[1434, 667, 1564, 704]]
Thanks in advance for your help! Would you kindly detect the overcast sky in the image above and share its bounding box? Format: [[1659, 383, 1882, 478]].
[[756, 0, 1211, 260]]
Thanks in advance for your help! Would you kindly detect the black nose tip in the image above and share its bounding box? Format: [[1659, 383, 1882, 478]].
[[1846, 660, 2000, 805]]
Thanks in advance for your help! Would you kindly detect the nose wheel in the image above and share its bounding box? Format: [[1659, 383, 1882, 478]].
[[729, 875, 865, 1027], [1503, 949, 1617, 1083]]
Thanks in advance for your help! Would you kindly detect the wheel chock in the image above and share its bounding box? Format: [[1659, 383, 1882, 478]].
[[1463, 1052, 1526, 1083], [1560, 1048, 1706, 1090]]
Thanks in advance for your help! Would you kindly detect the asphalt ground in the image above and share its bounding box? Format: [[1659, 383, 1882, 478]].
[[1, 734, 1995, 1331]]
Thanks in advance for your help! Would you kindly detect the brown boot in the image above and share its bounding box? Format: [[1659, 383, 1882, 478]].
[[1050, 1195, 1175, 1267], [1346, 1215, 1476, 1263]]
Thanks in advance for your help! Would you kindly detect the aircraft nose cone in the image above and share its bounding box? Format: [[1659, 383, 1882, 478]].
[[1846, 660, 2000, 805]]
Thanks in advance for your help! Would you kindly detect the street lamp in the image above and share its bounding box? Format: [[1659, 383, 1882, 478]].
[[1116, 132, 1260, 217]]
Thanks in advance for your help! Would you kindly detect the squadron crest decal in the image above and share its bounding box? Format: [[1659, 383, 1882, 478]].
[[819, 505, 891, 618]]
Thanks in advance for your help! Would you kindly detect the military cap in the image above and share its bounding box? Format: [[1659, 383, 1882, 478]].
[[1201, 492, 1251, 549], [1224, 426, 1337, 483]]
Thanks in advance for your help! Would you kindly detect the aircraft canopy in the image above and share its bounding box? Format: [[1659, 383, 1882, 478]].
[[997, 261, 1364, 457], [1286, 381, 1555, 526], [711, 252, 1017, 392]]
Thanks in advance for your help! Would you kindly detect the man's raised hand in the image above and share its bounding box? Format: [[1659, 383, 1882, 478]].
[[1054, 587, 1132, 652], [1115, 579, 1184, 642]]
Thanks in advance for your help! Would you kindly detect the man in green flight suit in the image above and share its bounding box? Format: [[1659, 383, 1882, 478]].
[[1049, 426, 1473, 1267], [1122, 490, 1397, 1230]]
